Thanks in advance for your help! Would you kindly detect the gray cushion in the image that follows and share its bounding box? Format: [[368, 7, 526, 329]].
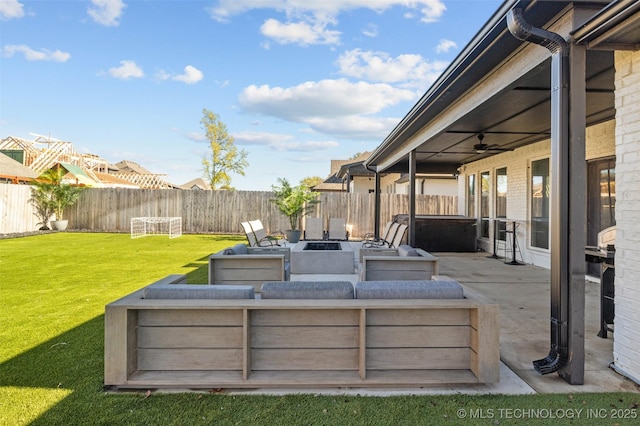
[[355, 280, 464, 299], [261, 281, 354, 299], [143, 284, 254, 299], [232, 243, 249, 254], [397, 245, 419, 257]]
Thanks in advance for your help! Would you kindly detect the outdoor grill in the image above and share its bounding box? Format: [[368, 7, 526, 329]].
[[585, 226, 615, 338]]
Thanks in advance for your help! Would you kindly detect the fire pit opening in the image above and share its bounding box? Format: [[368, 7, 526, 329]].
[[303, 242, 342, 251]]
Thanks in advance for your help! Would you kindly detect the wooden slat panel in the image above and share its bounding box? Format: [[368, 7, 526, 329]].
[[252, 349, 358, 370], [367, 325, 470, 348], [138, 309, 243, 326], [138, 348, 243, 370], [367, 309, 469, 326], [211, 268, 282, 281], [251, 326, 358, 348], [212, 257, 283, 270], [104, 305, 132, 385], [367, 348, 470, 370], [251, 309, 359, 326], [470, 304, 500, 383], [138, 326, 243, 348]]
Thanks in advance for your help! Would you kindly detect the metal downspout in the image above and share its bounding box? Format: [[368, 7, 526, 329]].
[[507, 8, 570, 375]]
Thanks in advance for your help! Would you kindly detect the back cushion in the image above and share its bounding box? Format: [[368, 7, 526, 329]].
[[397, 245, 419, 257], [355, 280, 464, 299], [143, 284, 255, 299], [261, 281, 354, 299]]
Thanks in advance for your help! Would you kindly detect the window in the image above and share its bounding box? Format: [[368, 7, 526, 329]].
[[467, 174, 475, 217], [495, 167, 507, 241], [530, 158, 550, 249], [480, 171, 490, 238]]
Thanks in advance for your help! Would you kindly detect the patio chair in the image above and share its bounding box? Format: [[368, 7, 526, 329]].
[[327, 218, 348, 241], [388, 223, 408, 248], [304, 217, 325, 240], [247, 219, 281, 246], [241, 221, 259, 246], [363, 221, 400, 248]]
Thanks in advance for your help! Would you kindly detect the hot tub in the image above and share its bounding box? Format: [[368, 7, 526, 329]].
[[394, 214, 478, 252]]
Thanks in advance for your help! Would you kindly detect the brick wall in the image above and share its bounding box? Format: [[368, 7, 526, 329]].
[[457, 121, 615, 269], [613, 49, 640, 383]]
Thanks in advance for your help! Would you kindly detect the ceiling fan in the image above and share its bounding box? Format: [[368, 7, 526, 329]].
[[472, 133, 512, 154]]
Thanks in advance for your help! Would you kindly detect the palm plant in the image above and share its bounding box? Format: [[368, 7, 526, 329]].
[[271, 178, 320, 231], [29, 167, 84, 229]]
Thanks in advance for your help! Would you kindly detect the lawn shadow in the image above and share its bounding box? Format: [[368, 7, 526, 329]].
[[0, 315, 105, 391]]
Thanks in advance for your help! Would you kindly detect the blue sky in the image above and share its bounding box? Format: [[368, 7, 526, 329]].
[[1, 0, 502, 190]]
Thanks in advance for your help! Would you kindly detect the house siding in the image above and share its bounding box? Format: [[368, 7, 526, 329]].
[[613, 49, 640, 383]]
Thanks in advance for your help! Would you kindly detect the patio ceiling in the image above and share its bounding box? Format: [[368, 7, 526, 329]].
[[365, 0, 617, 175]]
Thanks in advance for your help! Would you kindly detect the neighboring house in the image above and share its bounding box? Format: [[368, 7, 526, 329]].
[[178, 178, 211, 190], [0, 152, 39, 184], [314, 152, 373, 193], [363, 0, 640, 386]]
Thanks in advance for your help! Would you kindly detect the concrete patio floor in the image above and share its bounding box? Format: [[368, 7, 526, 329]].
[[280, 241, 640, 395]]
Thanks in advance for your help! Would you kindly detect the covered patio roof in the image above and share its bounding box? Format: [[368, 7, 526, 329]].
[[364, 0, 616, 175]]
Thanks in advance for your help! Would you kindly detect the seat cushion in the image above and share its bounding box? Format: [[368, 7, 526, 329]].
[[397, 245, 419, 257], [143, 284, 254, 299], [261, 281, 354, 299], [355, 280, 464, 299], [232, 243, 249, 254]]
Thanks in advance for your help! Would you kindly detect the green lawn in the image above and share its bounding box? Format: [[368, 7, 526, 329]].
[[1, 232, 638, 425]]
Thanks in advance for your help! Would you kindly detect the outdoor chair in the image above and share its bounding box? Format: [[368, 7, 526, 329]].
[[247, 219, 281, 246], [304, 217, 325, 240], [363, 221, 400, 248], [241, 221, 259, 246], [327, 218, 348, 240]]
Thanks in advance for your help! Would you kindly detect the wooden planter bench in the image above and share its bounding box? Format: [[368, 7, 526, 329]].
[[359, 246, 439, 281], [208, 244, 290, 292], [105, 276, 499, 390]]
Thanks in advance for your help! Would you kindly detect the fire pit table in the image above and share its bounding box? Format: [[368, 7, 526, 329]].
[[290, 241, 355, 274]]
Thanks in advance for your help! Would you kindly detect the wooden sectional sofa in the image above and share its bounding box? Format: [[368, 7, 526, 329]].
[[359, 245, 439, 281], [104, 275, 499, 390]]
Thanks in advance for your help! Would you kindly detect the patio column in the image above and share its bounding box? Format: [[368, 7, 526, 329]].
[[558, 41, 586, 385], [408, 150, 416, 247], [374, 171, 381, 239]]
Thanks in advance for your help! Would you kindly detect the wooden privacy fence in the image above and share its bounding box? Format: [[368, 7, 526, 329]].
[[1, 185, 457, 237]]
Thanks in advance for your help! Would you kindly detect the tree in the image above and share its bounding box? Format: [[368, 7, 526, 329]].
[[200, 108, 248, 190], [300, 176, 323, 189]]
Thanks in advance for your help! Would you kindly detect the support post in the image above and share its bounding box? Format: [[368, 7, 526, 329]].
[[408, 150, 417, 247]]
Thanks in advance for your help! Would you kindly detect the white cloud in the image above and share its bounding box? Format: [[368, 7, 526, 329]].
[[209, 1, 446, 46], [186, 132, 207, 142], [155, 69, 171, 81], [108, 60, 144, 79], [233, 131, 338, 152], [88, 0, 126, 27], [307, 115, 401, 140], [362, 23, 378, 38], [260, 18, 340, 46], [172, 65, 204, 84], [0, 0, 24, 20], [2, 44, 71, 62], [238, 79, 414, 140], [418, 0, 446, 23], [209, 0, 446, 25], [336, 48, 448, 88], [436, 38, 457, 53], [239, 78, 415, 121]]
